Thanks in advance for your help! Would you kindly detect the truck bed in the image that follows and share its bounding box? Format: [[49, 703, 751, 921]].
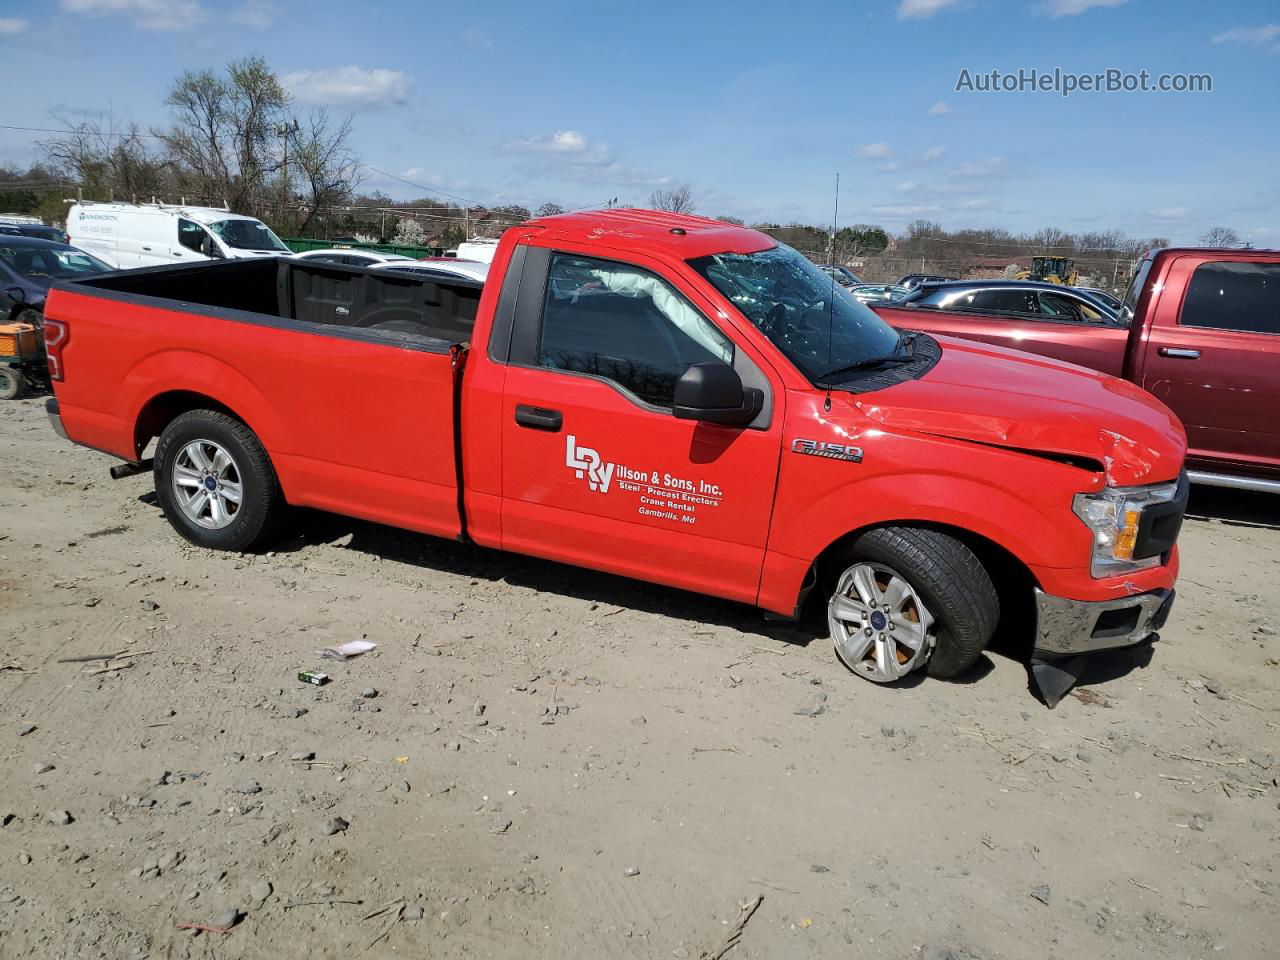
[[47, 257, 480, 541], [67, 256, 482, 349]]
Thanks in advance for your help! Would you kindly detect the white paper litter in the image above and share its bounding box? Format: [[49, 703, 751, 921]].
[[316, 640, 377, 660]]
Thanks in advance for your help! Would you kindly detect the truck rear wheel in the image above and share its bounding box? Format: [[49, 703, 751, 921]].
[[826, 526, 998, 682], [153, 410, 283, 551]]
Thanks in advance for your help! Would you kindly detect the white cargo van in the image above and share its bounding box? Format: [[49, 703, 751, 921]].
[[67, 202, 290, 269], [452, 238, 500, 264]]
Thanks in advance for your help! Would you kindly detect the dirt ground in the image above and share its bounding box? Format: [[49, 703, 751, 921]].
[[1, 394, 1277, 960]]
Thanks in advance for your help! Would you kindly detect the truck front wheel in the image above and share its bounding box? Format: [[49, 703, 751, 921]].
[[826, 526, 999, 682], [153, 410, 284, 551]]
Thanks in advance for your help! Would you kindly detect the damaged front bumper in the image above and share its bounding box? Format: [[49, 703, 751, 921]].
[[1030, 587, 1174, 706]]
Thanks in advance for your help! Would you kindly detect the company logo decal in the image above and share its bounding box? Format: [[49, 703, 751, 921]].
[[566, 434, 616, 493], [563, 434, 725, 527]]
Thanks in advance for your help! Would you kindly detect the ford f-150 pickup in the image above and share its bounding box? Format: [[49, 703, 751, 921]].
[[872, 248, 1280, 493], [42, 210, 1188, 704]]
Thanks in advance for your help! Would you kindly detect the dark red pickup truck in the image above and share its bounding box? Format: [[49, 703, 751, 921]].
[[873, 249, 1280, 493]]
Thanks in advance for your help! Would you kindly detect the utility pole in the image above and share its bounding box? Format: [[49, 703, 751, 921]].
[[276, 120, 299, 224]]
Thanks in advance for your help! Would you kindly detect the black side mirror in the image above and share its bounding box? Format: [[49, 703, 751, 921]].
[[673, 362, 763, 426], [5, 286, 24, 304], [201, 236, 224, 259]]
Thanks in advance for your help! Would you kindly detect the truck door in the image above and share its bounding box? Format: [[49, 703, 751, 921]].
[[498, 247, 784, 604], [1140, 256, 1280, 475]]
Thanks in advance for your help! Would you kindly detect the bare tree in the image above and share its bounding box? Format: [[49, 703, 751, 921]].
[[1200, 226, 1241, 248], [288, 109, 360, 235], [41, 114, 169, 201], [647, 183, 695, 214], [536, 202, 565, 217], [158, 56, 288, 212]]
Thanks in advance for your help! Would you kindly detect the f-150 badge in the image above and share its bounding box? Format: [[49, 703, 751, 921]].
[[791, 438, 863, 463]]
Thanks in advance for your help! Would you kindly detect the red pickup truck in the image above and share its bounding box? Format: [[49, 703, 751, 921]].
[[872, 249, 1280, 493], [42, 210, 1188, 704]]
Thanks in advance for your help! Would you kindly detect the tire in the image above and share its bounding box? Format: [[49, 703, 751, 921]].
[[153, 409, 284, 551], [825, 526, 999, 682], [0, 367, 24, 400]]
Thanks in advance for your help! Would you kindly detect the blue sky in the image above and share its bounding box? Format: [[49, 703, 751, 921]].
[[1, 0, 1278, 243]]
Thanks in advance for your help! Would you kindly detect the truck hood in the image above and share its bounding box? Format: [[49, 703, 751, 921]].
[[854, 335, 1186, 486]]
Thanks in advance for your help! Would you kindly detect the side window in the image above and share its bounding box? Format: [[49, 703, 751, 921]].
[[538, 253, 733, 409], [178, 218, 208, 254], [1181, 261, 1280, 335], [1037, 292, 1086, 321], [939, 289, 1036, 314]]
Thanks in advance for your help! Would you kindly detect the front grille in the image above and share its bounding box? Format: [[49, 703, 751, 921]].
[[1133, 469, 1188, 562]]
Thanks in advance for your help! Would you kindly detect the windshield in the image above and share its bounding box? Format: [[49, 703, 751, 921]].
[[689, 244, 901, 384], [0, 244, 111, 283], [208, 218, 289, 252], [1119, 256, 1153, 324]]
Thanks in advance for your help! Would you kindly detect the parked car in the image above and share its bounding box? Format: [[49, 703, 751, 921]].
[[871, 249, 1280, 492], [43, 210, 1187, 705], [818, 265, 863, 287], [0, 223, 69, 244], [374, 258, 489, 283], [67, 202, 290, 269], [847, 283, 909, 303], [293, 248, 416, 267], [0, 236, 111, 397], [1076, 286, 1124, 313], [900, 279, 1119, 322], [897, 272, 957, 289]]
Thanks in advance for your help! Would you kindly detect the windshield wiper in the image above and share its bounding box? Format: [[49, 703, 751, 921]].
[[815, 332, 917, 385]]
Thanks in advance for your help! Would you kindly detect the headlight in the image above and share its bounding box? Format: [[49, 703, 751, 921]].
[[1072, 482, 1179, 578]]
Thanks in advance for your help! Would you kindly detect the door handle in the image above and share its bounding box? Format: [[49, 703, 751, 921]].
[[514, 405, 563, 431], [1158, 347, 1200, 359]]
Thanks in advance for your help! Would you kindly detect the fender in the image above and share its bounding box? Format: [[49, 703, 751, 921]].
[[122, 350, 287, 458], [788, 471, 1079, 567], [759, 441, 1098, 615]]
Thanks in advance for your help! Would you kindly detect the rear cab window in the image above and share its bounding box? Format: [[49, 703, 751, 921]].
[[1180, 261, 1280, 335]]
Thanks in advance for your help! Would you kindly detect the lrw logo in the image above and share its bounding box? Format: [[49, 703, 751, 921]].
[[566, 434, 615, 493]]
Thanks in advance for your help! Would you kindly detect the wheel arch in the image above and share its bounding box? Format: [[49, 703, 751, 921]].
[[134, 390, 247, 458], [122, 352, 286, 462], [802, 519, 1040, 661]]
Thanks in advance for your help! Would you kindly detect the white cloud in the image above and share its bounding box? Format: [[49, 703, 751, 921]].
[[229, 0, 279, 29], [878, 161, 900, 173], [1041, 0, 1128, 17], [952, 156, 1007, 178], [511, 130, 604, 158], [855, 142, 892, 160], [463, 26, 493, 50], [894, 181, 918, 192], [61, 0, 206, 31], [1150, 206, 1191, 222], [922, 145, 948, 163], [507, 130, 671, 188], [898, 0, 962, 19], [1212, 23, 1280, 51], [927, 100, 951, 116], [0, 17, 29, 33], [283, 66, 411, 108]]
